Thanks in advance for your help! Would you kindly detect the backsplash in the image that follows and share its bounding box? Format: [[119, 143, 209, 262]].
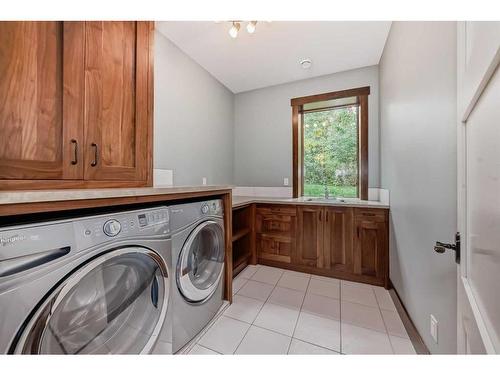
[[233, 186, 389, 204]]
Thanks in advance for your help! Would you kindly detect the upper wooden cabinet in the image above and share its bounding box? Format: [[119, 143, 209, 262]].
[[84, 22, 150, 181], [0, 22, 80, 180], [0, 21, 153, 190]]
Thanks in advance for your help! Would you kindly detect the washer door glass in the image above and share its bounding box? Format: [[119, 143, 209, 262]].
[[17, 247, 168, 354], [177, 221, 224, 302]]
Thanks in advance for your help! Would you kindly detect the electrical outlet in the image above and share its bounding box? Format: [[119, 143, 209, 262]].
[[202, 177, 207, 185], [430, 314, 438, 343], [284, 177, 289, 186]]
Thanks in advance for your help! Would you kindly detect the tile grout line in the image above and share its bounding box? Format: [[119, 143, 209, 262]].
[[287, 274, 312, 354], [197, 343, 224, 355], [371, 286, 395, 354], [237, 270, 405, 352], [289, 337, 342, 355], [233, 267, 286, 354], [374, 286, 415, 352], [340, 280, 343, 353], [195, 265, 261, 354], [189, 301, 232, 354], [222, 266, 407, 355], [341, 284, 409, 341]]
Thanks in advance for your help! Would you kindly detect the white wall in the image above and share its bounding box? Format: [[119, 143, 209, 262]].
[[379, 22, 457, 353], [233, 66, 380, 188], [154, 31, 234, 186]]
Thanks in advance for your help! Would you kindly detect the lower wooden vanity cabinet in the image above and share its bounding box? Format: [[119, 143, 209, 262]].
[[255, 205, 296, 264], [295, 206, 322, 268], [323, 206, 354, 277], [353, 208, 389, 285], [250, 203, 389, 288]]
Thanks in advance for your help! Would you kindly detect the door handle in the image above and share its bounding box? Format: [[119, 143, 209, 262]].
[[434, 232, 461, 264], [90, 143, 98, 167], [70, 139, 78, 165], [150, 274, 159, 309]]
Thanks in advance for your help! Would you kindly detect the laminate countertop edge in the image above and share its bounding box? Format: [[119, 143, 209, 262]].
[[232, 196, 390, 209]]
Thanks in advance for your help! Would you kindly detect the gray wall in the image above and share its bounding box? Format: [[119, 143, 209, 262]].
[[233, 66, 380, 187], [379, 22, 457, 353], [154, 31, 234, 185]]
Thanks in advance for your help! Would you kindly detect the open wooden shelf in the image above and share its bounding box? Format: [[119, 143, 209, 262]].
[[234, 251, 251, 269], [232, 227, 250, 242], [232, 204, 255, 275]]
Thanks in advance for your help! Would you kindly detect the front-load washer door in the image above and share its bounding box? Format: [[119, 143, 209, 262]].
[[14, 247, 169, 354], [177, 220, 224, 303]]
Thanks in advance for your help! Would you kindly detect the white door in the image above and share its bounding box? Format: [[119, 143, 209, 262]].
[[456, 21, 500, 354]]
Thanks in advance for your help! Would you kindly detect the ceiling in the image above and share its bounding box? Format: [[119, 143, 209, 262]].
[[156, 21, 391, 93]]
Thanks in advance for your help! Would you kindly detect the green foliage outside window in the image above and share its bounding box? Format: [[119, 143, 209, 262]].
[[303, 106, 358, 198]]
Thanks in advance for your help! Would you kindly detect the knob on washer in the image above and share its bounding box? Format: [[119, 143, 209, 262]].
[[103, 219, 122, 237]]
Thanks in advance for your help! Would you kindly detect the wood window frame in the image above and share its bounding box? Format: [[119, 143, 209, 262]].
[[291, 86, 370, 200]]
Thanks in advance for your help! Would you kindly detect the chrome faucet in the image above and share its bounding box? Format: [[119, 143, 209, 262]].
[[324, 184, 329, 199]]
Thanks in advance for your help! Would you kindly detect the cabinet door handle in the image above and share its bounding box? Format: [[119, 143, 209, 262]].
[[91, 143, 98, 167], [319, 210, 322, 221], [70, 139, 78, 165], [326, 211, 328, 222]]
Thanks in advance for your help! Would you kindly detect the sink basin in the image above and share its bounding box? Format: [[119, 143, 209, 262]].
[[304, 197, 346, 203]]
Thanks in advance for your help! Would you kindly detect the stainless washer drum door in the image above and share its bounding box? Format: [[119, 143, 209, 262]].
[[14, 247, 169, 354], [177, 220, 224, 303]]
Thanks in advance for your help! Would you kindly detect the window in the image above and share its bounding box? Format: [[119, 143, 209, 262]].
[[291, 87, 369, 199]]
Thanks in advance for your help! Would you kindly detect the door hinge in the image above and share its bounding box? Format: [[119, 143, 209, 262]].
[[434, 232, 461, 264]]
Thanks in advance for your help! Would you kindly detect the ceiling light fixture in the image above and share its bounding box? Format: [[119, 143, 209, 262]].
[[246, 21, 257, 34], [226, 21, 258, 38], [229, 22, 240, 38]]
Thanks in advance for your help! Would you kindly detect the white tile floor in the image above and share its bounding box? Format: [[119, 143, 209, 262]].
[[188, 265, 417, 355]]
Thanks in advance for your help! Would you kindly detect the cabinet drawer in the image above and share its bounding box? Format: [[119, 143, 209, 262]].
[[256, 205, 297, 216], [255, 205, 296, 238], [257, 234, 292, 263], [257, 215, 293, 235], [353, 208, 387, 222]]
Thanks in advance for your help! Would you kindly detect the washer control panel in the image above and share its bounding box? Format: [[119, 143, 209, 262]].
[[137, 210, 169, 228], [103, 219, 122, 237], [200, 199, 222, 216], [76, 207, 170, 247]]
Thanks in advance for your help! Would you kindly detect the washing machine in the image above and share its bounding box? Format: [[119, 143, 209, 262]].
[[169, 199, 225, 352], [0, 206, 172, 354]]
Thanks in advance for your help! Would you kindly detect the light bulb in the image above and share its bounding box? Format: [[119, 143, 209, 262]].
[[246, 21, 257, 34], [229, 22, 240, 38]]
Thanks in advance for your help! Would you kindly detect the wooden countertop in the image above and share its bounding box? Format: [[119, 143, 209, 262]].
[[0, 185, 232, 217]]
